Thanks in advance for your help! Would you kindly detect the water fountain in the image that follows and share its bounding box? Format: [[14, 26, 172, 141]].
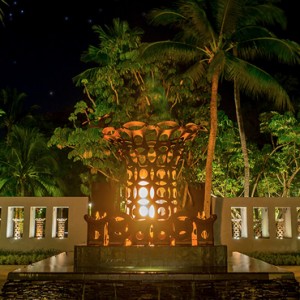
[[76, 120, 226, 272]]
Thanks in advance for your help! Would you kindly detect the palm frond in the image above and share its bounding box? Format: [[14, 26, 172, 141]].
[[73, 67, 102, 86], [213, 0, 243, 35], [81, 46, 110, 65], [183, 61, 207, 84], [141, 41, 198, 62], [148, 1, 215, 47], [0, 178, 9, 191], [178, 0, 215, 44], [233, 25, 274, 43], [239, 37, 300, 64], [243, 3, 286, 29], [147, 9, 186, 28], [225, 55, 293, 111], [0, 125, 64, 196], [30, 176, 63, 197], [0, 0, 7, 25]]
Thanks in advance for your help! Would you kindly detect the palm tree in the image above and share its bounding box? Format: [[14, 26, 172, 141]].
[[0, 88, 39, 136], [0, 125, 64, 196], [230, 1, 295, 197], [143, 0, 299, 217], [142, 0, 300, 217], [73, 19, 147, 121]]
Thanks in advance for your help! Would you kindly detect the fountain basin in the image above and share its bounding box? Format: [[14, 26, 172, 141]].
[[74, 244, 227, 272]]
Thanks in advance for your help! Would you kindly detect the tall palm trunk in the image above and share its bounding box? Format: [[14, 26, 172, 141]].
[[20, 181, 25, 197], [233, 47, 250, 197], [234, 80, 250, 197], [204, 71, 219, 218]]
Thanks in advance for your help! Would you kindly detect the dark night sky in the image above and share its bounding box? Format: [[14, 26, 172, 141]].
[[0, 0, 170, 114], [0, 0, 299, 115]]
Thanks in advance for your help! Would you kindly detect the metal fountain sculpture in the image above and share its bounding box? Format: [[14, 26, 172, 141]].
[[83, 120, 217, 248]]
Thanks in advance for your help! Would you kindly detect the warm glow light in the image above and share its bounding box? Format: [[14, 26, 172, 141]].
[[158, 207, 167, 217], [156, 199, 167, 204], [150, 187, 155, 199], [139, 206, 148, 217], [149, 205, 155, 218], [138, 180, 149, 186], [139, 187, 148, 198], [138, 198, 149, 205], [139, 169, 148, 179]]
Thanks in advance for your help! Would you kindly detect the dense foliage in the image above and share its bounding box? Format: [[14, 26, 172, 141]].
[[48, 2, 300, 199], [0, 89, 83, 196], [0, 249, 61, 265], [48, 19, 210, 195], [246, 251, 300, 266], [0, 1, 299, 199]]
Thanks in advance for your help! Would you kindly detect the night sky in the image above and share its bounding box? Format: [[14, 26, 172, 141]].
[[0, 0, 169, 114], [0, 0, 299, 115]]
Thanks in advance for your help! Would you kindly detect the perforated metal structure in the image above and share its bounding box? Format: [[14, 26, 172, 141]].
[[103, 121, 202, 221]]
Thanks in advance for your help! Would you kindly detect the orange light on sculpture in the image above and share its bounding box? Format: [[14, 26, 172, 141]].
[[137, 184, 156, 218], [103, 121, 203, 221], [149, 205, 155, 218], [139, 206, 148, 217], [139, 187, 148, 198]]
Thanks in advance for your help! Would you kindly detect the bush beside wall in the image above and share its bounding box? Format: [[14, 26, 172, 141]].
[[245, 251, 300, 265], [0, 249, 61, 265]]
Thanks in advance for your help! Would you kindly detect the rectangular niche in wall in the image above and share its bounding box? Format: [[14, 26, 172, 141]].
[[275, 207, 291, 239], [253, 207, 269, 239], [52, 207, 69, 239], [6, 206, 24, 239], [231, 207, 247, 239], [29, 207, 46, 239]]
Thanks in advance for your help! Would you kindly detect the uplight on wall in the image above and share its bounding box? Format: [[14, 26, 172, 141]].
[[52, 207, 69, 239], [253, 207, 269, 239], [29, 207, 46, 239], [6, 206, 24, 239]]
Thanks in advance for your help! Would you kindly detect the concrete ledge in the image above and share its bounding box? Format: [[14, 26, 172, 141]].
[[74, 245, 227, 272]]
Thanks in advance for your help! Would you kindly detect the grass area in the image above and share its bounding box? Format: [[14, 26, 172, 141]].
[[0, 249, 61, 265], [245, 251, 300, 266]]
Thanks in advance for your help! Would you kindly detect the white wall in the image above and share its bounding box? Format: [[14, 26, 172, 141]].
[[1, 196, 300, 254], [213, 197, 300, 254], [0, 197, 88, 252]]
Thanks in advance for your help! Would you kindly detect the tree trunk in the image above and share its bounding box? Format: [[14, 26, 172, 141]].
[[234, 80, 250, 197], [204, 71, 219, 218]]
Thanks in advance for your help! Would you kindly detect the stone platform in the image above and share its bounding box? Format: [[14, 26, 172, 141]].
[[1, 250, 300, 299], [74, 245, 227, 272]]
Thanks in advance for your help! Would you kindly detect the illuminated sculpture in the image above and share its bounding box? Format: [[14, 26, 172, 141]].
[[84, 121, 217, 246]]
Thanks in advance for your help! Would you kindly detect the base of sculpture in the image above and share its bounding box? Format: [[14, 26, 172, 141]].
[[74, 244, 227, 272]]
